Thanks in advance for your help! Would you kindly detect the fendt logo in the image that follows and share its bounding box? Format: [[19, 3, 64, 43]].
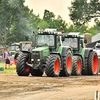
[[33, 53, 39, 55]]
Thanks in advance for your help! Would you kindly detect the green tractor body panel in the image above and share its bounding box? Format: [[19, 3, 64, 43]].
[[80, 48, 85, 57], [57, 46, 63, 55], [32, 46, 50, 60]]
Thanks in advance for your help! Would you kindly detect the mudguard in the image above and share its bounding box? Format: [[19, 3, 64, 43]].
[[82, 48, 93, 67], [61, 46, 71, 56], [84, 48, 93, 58]]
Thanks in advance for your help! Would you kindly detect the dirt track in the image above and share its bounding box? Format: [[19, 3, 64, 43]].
[[0, 72, 100, 100]]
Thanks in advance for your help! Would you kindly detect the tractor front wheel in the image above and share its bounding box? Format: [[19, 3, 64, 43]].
[[45, 55, 61, 77], [16, 53, 30, 76]]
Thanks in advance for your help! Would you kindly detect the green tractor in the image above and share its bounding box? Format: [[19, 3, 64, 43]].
[[16, 29, 73, 77], [16, 32, 36, 74], [9, 43, 20, 56], [62, 32, 99, 75]]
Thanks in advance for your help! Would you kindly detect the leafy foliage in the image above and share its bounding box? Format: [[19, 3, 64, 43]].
[[0, 0, 100, 49]]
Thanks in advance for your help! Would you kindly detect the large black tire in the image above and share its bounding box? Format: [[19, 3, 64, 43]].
[[45, 55, 61, 77], [60, 50, 72, 77], [31, 69, 43, 76], [72, 56, 82, 75], [16, 53, 31, 76], [88, 51, 98, 75], [82, 58, 88, 75], [82, 51, 99, 75]]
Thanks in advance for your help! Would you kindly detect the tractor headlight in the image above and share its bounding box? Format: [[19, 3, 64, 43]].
[[31, 59, 34, 61], [37, 59, 40, 61]]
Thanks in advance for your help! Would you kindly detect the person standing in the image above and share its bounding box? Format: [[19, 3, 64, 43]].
[[5, 48, 10, 69], [14, 50, 19, 68]]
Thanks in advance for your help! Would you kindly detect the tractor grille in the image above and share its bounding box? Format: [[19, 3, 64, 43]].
[[32, 51, 40, 59]]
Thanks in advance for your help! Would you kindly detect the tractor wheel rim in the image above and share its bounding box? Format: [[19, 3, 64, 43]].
[[25, 58, 30, 72], [54, 59, 59, 73], [92, 54, 98, 73], [67, 56, 71, 71], [77, 60, 81, 72]]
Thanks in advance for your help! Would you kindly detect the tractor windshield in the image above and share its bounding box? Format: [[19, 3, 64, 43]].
[[37, 35, 54, 46], [11, 45, 20, 51], [63, 38, 78, 48]]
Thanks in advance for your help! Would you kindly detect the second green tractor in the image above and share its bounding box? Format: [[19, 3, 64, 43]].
[[62, 32, 98, 75]]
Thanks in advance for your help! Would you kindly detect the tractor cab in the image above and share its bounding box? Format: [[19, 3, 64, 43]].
[[19, 33, 38, 52], [37, 29, 62, 51], [62, 32, 87, 53], [9, 43, 20, 56]]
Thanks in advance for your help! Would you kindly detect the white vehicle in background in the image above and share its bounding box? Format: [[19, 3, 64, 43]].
[[94, 43, 100, 58]]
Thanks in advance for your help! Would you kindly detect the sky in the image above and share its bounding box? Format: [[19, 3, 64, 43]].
[[24, 0, 73, 24]]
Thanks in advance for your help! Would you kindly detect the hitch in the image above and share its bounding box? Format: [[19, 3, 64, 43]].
[[26, 62, 41, 69]]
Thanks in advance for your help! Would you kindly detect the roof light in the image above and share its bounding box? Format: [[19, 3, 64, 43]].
[[37, 26, 40, 29], [62, 30, 64, 33], [60, 26, 63, 29], [84, 31, 86, 33]]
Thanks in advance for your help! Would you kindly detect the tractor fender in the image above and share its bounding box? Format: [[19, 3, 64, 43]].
[[50, 52, 61, 57], [82, 48, 93, 67], [73, 54, 82, 59], [61, 46, 71, 57], [84, 48, 93, 58]]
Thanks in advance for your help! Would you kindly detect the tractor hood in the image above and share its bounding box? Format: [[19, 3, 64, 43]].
[[32, 46, 49, 52], [32, 46, 50, 60]]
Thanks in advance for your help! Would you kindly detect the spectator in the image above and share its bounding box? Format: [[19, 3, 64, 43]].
[[14, 50, 19, 68], [5, 48, 10, 69]]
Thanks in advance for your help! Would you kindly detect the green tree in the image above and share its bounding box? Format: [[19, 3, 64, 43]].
[[0, 0, 28, 49], [86, 25, 98, 36], [38, 20, 49, 30], [69, 0, 90, 25], [43, 9, 56, 28]]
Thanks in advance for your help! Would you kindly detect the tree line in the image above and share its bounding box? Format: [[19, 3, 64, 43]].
[[0, 0, 100, 48]]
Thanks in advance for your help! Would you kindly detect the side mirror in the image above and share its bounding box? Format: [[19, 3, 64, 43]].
[[62, 37, 65, 41], [25, 36, 29, 41], [84, 38, 87, 43]]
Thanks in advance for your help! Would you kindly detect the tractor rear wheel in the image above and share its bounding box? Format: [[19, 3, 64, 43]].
[[88, 51, 98, 75], [82, 58, 88, 75], [45, 55, 61, 77], [16, 53, 30, 76], [72, 56, 82, 75], [60, 50, 72, 77], [31, 69, 43, 76]]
